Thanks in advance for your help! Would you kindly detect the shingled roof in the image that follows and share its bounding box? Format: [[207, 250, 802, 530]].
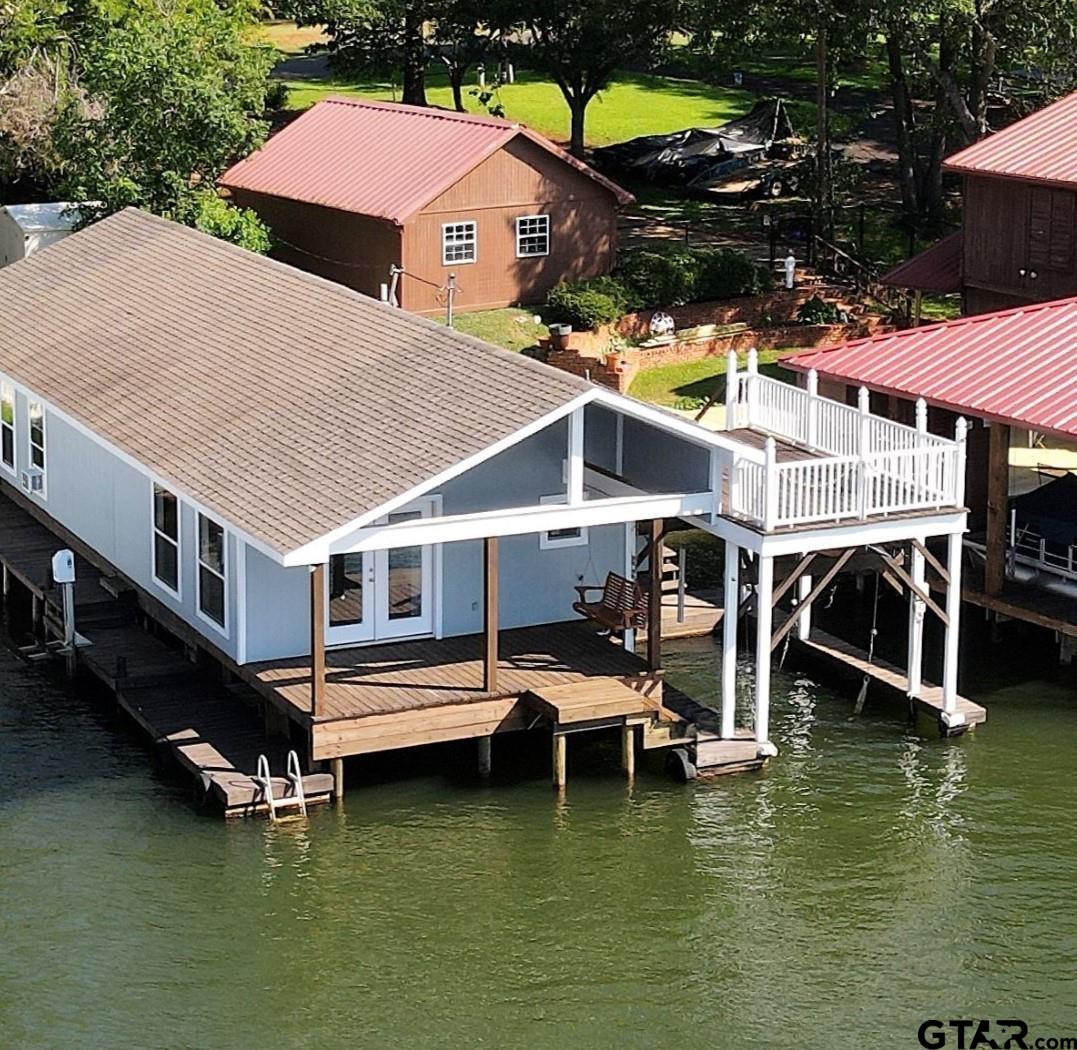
[[0, 209, 594, 558], [220, 97, 633, 224]]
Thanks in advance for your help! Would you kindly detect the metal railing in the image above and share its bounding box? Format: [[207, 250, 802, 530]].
[[720, 349, 966, 530]]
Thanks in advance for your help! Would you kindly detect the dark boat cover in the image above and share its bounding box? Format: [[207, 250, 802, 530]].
[[1011, 473, 1077, 545], [593, 98, 799, 188]]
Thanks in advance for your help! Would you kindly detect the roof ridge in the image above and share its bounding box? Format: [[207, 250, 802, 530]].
[[322, 95, 520, 129]]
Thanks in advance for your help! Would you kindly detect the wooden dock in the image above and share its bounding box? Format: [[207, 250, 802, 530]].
[[789, 626, 986, 735], [0, 487, 332, 817]]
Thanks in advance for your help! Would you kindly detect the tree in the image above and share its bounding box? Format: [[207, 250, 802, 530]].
[[513, 0, 683, 158], [49, 0, 275, 250]]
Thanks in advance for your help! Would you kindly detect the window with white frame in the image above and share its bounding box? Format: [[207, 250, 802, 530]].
[[152, 484, 180, 595], [28, 401, 45, 484], [197, 513, 226, 629], [0, 381, 13, 471], [539, 494, 588, 550], [442, 221, 477, 265], [515, 215, 550, 258]]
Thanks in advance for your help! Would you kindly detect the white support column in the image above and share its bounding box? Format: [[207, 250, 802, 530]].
[[906, 539, 925, 698], [567, 406, 585, 504], [745, 347, 759, 426], [915, 397, 928, 435], [721, 539, 739, 739], [806, 368, 819, 450], [709, 448, 724, 519], [724, 349, 740, 431], [623, 521, 637, 654], [754, 553, 774, 746], [796, 570, 812, 641], [763, 436, 778, 531], [942, 529, 964, 720], [954, 416, 969, 508], [614, 413, 625, 476], [857, 386, 871, 519]]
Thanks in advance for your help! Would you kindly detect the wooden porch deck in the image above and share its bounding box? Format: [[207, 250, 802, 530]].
[[244, 622, 664, 759]]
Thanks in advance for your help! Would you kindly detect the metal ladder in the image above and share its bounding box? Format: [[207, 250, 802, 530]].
[[255, 750, 308, 821]]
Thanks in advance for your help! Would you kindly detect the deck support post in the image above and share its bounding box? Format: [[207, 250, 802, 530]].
[[477, 736, 492, 778], [942, 530, 964, 718], [906, 539, 926, 698], [552, 731, 567, 791], [754, 554, 774, 745], [621, 723, 635, 780], [330, 757, 344, 802], [310, 563, 326, 719], [483, 537, 499, 693], [623, 522, 636, 654], [646, 519, 663, 673], [796, 570, 812, 640], [721, 539, 739, 739], [985, 422, 1010, 596]]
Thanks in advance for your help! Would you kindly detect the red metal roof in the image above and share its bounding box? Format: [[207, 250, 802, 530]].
[[879, 231, 963, 293], [221, 97, 632, 224], [944, 91, 1077, 188], [787, 295, 1077, 439]]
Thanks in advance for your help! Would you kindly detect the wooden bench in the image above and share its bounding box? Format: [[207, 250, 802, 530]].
[[573, 572, 648, 632]]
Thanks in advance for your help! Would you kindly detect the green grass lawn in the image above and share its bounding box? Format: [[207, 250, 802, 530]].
[[276, 66, 753, 148], [629, 348, 792, 406], [436, 308, 547, 352]]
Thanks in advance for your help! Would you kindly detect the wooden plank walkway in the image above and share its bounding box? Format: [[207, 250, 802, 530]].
[[790, 626, 986, 732], [0, 487, 332, 817]]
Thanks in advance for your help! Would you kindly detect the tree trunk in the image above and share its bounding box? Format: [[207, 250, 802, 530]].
[[885, 32, 919, 220], [568, 96, 588, 159], [401, 7, 427, 106], [815, 26, 832, 240], [450, 66, 465, 112], [921, 33, 955, 222]]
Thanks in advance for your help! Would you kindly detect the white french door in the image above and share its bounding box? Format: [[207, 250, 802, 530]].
[[325, 499, 436, 646]]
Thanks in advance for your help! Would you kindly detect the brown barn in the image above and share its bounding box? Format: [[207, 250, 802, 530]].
[[882, 90, 1077, 316], [221, 97, 633, 315]]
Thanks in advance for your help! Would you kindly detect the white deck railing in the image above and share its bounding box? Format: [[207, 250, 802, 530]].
[[719, 350, 966, 530]]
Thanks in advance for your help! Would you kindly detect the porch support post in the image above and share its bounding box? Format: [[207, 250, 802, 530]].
[[942, 530, 964, 718], [646, 519, 663, 672], [483, 537, 499, 693], [721, 539, 739, 739], [796, 569, 812, 641], [310, 563, 326, 718], [621, 723, 635, 780], [985, 422, 1010, 596], [552, 731, 567, 791], [754, 553, 774, 745], [907, 538, 926, 699], [477, 736, 492, 778], [623, 522, 637, 654], [330, 757, 344, 802]]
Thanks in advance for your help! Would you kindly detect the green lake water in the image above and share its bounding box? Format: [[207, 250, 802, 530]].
[[2, 616, 1077, 1049]]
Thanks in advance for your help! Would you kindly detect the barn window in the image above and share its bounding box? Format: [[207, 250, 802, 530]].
[[442, 221, 477, 265], [197, 513, 227, 631], [152, 484, 181, 596], [1028, 188, 1075, 273], [516, 215, 550, 258], [0, 381, 14, 471]]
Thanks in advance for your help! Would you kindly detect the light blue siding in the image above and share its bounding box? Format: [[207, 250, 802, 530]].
[[243, 544, 310, 662]]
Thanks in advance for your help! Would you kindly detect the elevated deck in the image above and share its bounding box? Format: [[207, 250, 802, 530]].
[[244, 622, 663, 760]]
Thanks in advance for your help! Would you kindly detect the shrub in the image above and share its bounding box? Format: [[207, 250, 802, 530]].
[[797, 295, 846, 325], [615, 244, 698, 309], [663, 529, 724, 590], [544, 277, 629, 331], [694, 247, 771, 300], [616, 244, 770, 310]]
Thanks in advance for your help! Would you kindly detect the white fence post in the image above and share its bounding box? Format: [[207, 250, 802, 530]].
[[745, 348, 759, 427], [763, 436, 778, 531], [806, 368, 819, 450], [724, 349, 739, 431], [915, 397, 928, 435], [857, 386, 871, 519], [954, 416, 969, 508]]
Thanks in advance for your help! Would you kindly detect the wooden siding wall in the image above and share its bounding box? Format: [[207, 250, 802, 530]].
[[400, 136, 618, 314], [963, 175, 1077, 304], [228, 189, 402, 301]]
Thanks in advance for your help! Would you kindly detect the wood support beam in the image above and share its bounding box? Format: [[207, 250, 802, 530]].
[[477, 735, 492, 778], [552, 732, 567, 790], [483, 537, 499, 693], [621, 723, 635, 780], [770, 548, 856, 651], [330, 757, 344, 802], [912, 539, 949, 586], [985, 422, 1010, 596], [646, 519, 663, 672], [772, 552, 819, 607], [310, 563, 326, 718], [876, 550, 949, 627]]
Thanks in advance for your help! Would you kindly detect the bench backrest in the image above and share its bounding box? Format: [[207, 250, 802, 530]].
[[600, 572, 645, 613]]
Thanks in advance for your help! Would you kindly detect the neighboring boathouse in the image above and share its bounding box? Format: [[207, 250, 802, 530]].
[[0, 209, 979, 811], [220, 98, 633, 315]]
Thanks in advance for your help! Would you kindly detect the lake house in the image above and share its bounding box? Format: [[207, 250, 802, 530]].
[[220, 98, 633, 315], [0, 208, 976, 801], [883, 90, 1077, 315]]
